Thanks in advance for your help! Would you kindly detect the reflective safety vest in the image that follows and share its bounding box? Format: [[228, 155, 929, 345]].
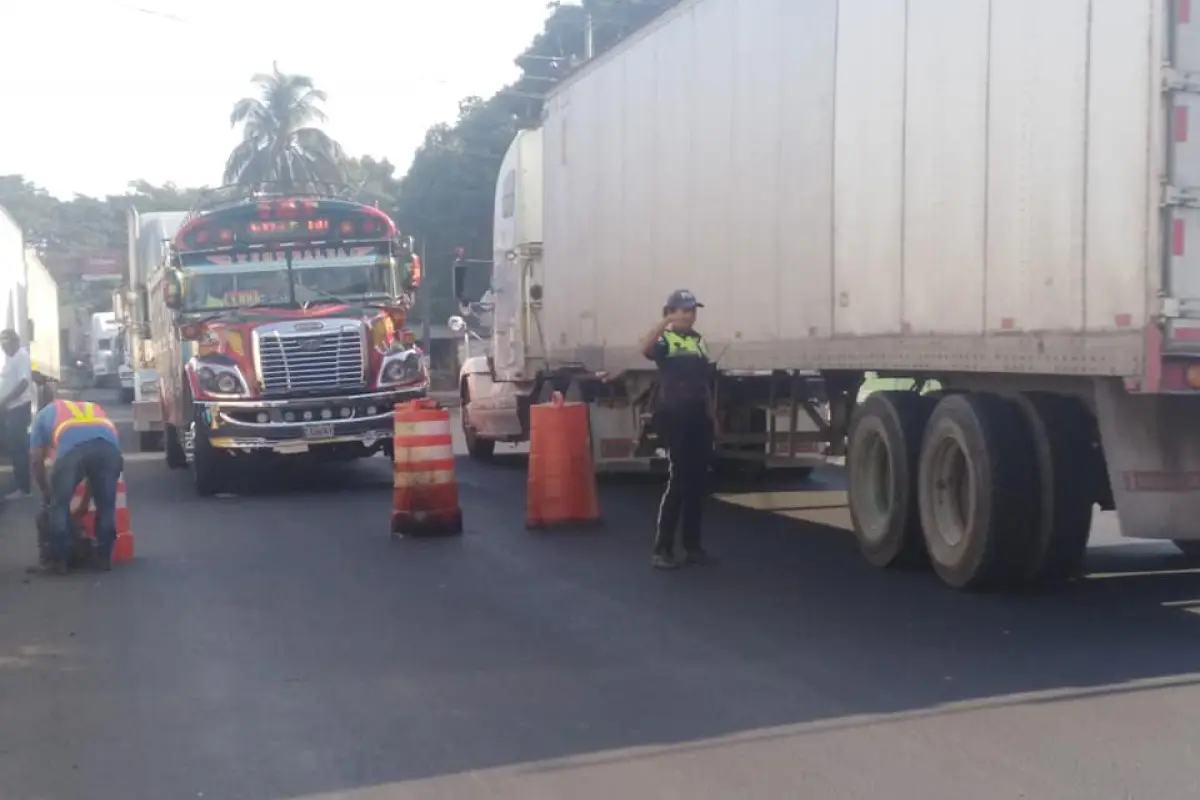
[[662, 330, 708, 359], [48, 400, 118, 462]]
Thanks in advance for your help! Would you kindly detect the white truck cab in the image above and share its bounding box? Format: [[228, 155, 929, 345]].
[[90, 311, 119, 388], [452, 127, 827, 475]]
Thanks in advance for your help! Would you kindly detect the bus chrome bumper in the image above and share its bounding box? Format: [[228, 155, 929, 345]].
[[196, 387, 426, 453]]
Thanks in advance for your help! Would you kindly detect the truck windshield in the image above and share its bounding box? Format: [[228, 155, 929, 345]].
[[179, 246, 392, 310]]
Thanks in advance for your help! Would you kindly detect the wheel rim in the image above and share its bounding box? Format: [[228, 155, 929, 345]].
[[850, 425, 893, 544], [926, 434, 973, 549]]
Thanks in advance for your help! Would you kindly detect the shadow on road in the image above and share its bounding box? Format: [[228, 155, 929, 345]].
[[3, 443, 1200, 798]]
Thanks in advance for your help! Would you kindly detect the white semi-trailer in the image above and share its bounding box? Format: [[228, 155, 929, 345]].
[[456, 0, 1200, 591], [125, 210, 186, 451], [1, 208, 61, 406], [24, 250, 60, 388]]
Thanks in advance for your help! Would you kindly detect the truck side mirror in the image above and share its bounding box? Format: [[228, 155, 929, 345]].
[[406, 254, 421, 290], [453, 261, 466, 301]]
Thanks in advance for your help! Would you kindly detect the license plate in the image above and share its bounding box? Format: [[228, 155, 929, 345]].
[[303, 423, 334, 439]]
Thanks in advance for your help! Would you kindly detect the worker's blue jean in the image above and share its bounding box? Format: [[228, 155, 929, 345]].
[[47, 440, 123, 561], [3, 403, 31, 494]]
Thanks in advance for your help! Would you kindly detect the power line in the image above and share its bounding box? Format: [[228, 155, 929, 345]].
[[102, 0, 186, 23]]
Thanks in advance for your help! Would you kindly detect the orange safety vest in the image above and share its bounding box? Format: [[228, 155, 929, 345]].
[[48, 400, 119, 461]]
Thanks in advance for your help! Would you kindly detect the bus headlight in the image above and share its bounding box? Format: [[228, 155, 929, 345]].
[[190, 360, 249, 398], [378, 349, 425, 387]]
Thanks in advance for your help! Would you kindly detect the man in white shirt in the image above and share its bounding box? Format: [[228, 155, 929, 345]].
[[0, 329, 33, 500]]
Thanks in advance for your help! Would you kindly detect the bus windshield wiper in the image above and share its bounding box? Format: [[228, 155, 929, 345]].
[[299, 286, 393, 309]]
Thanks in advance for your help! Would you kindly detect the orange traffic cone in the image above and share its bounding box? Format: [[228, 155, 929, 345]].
[[112, 477, 134, 562], [391, 399, 463, 536], [526, 391, 600, 529], [71, 474, 134, 563]]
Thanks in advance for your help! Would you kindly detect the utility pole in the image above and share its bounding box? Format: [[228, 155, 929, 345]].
[[584, 7, 594, 60], [558, 0, 594, 61]]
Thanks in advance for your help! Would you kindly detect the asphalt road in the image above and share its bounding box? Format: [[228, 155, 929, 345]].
[[2, 392, 1200, 799]]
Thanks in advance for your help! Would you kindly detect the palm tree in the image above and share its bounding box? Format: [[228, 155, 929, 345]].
[[222, 63, 347, 190]]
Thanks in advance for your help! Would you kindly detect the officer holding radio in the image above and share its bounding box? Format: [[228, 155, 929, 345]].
[[639, 289, 717, 570]]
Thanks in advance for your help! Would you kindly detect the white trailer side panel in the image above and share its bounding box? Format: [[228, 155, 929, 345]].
[[540, 0, 1159, 376], [0, 209, 23, 341], [24, 250, 60, 381], [902, 0, 989, 335]]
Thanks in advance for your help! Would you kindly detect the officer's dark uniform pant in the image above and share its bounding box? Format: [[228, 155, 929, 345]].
[[654, 405, 712, 555], [47, 439, 124, 561]]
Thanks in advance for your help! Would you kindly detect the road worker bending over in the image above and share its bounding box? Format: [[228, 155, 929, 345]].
[[28, 392, 124, 575]]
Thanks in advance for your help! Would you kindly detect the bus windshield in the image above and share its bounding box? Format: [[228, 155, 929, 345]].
[[180, 246, 393, 311]]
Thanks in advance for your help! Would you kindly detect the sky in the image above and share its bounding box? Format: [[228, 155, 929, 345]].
[[0, 0, 556, 199]]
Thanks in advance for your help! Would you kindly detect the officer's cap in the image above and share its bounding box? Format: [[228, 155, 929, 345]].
[[665, 289, 703, 310]]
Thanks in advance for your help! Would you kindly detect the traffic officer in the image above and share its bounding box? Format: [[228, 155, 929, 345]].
[[639, 289, 717, 570], [28, 393, 124, 574]]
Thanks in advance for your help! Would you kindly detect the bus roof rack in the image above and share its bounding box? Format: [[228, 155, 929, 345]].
[[185, 181, 360, 222]]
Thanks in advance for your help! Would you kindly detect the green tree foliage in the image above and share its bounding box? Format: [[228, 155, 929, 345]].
[[0, 175, 208, 256], [344, 155, 404, 217], [1, 1, 680, 322], [395, 0, 681, 323], [0, 176, 209, 309], [223, 63, 347, 189], [398, 97, 520, 324]]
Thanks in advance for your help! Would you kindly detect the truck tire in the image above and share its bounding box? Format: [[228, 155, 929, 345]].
[[165, 424, 187, 469], [461, 384, 495, 460], [917, 393, 1039, 590], [847, 391, 935, 568], [138, 431, 164, 453], [1014, 393, 1094, 584], [192, 430, 223, 497]]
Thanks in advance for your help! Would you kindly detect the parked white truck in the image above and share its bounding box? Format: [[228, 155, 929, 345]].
[[125, 210, 186, 451], [1, 207, 61, 403], [115, 285, 135, 404], [24, 250, 60, 388], [455, 121, 829, 476], [89, 311, 120, 389], [455, 0, 1200, 591]]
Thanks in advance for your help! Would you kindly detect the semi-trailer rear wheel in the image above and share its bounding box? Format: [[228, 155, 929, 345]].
[[192, 427, 223, 497], [165, 424, 187, 469], [461, 382, 495, 460], [847, 391, 935, 568], [917, 393, 1039, 590], [138, 431, 164, 453], [1014, 393, 1094, 584]]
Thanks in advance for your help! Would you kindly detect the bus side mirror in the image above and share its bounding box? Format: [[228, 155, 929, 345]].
[[406, 254, 421, 290], [164, 271, 183, 310], [453, 261, 467, 302]]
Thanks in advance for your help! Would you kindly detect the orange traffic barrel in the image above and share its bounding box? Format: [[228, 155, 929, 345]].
[[526, 391, 600, 529], [71, 474, 134, 563], [391, 399, 463, 536]]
